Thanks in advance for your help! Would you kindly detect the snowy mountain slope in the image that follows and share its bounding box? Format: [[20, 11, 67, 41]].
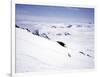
[[16, 26, 94, 73], [16, 28, 71, 73]]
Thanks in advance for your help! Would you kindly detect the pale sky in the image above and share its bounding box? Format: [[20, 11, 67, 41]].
[[16, 4, 94, 24]]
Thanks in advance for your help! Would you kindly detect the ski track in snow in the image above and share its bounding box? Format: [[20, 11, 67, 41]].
[[16, 23, 94, 73]]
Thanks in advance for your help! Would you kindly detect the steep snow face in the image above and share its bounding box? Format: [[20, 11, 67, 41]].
[[16, 28, 71, 73], [16, 24, 94, 73]]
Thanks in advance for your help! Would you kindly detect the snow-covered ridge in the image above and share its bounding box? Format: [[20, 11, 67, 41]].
[[16, 25, 94, 73], [16, 27, 71, 72], [16, 22, 94, 41]]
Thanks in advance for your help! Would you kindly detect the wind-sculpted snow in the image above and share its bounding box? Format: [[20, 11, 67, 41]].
[[16, 22, 94, 73]]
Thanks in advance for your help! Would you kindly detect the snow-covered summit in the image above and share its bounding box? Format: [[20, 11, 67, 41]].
[[16, 26, 94, 73], [16, 28, 71, 72]]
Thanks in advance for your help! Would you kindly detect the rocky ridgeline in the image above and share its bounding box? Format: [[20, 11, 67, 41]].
[[15, 24, 72, 40]]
